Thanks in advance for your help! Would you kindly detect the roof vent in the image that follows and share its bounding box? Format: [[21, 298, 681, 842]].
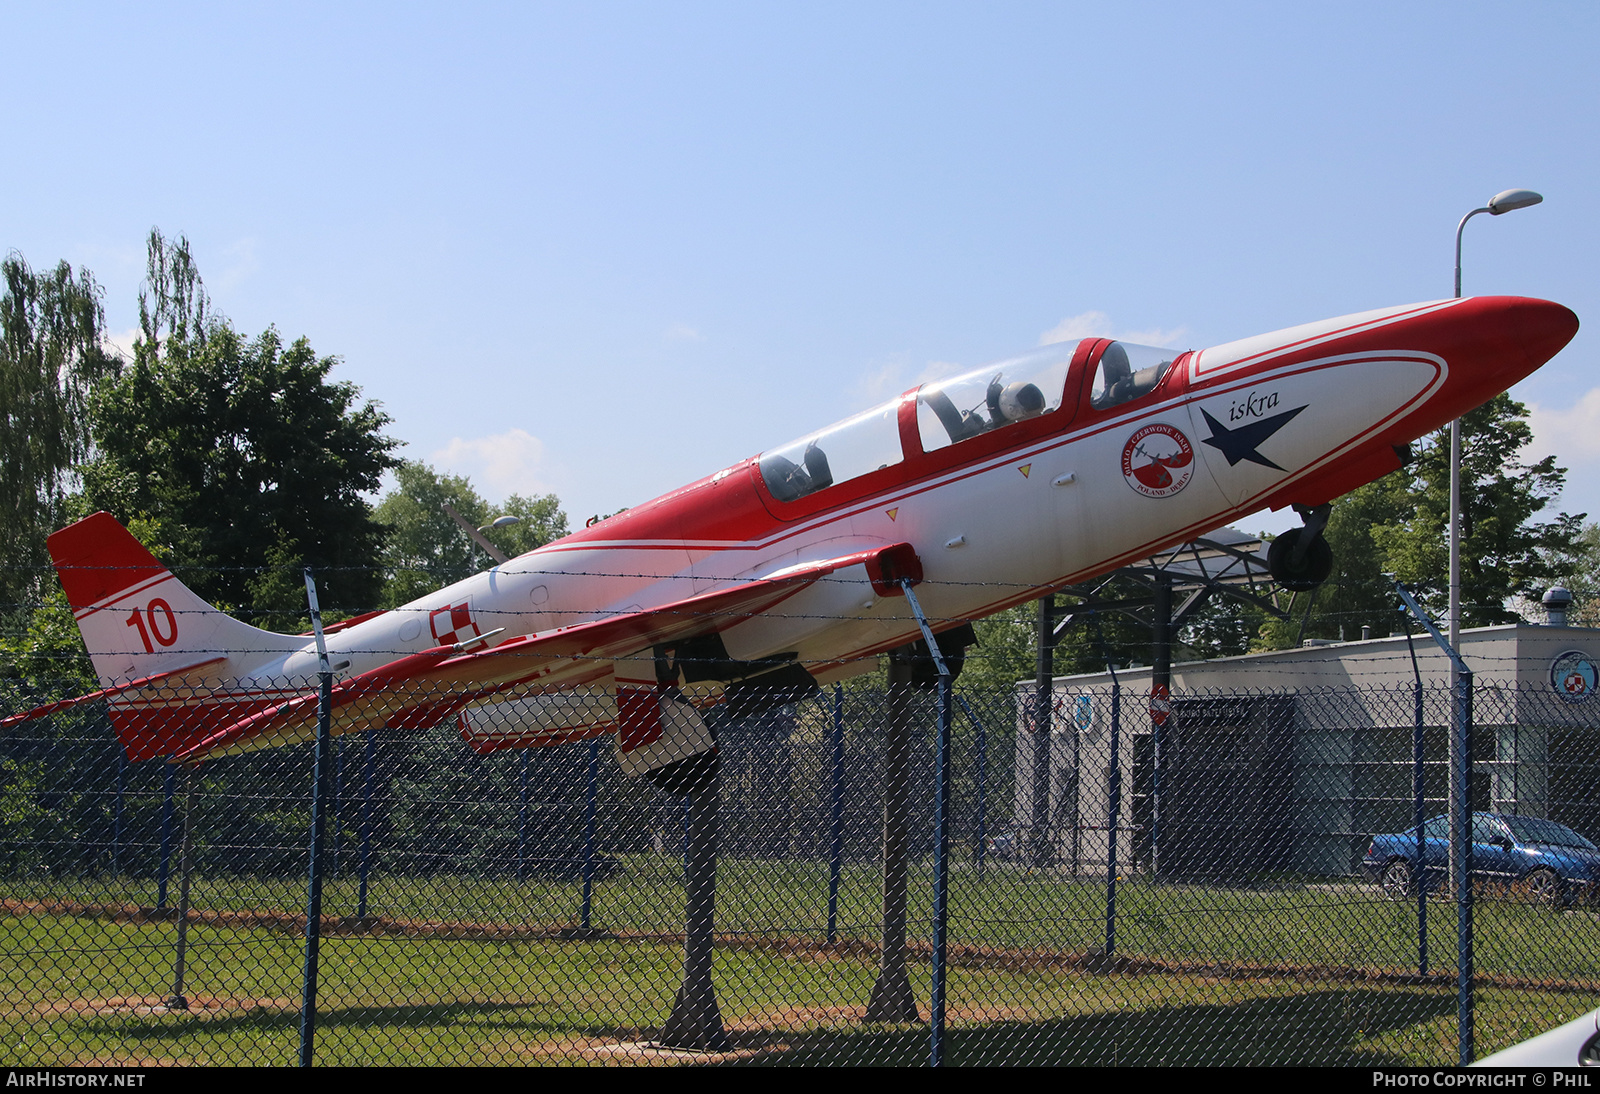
[[1543, 585, 1573, 627]]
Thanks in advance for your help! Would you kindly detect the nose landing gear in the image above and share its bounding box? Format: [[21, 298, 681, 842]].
[[1268, 503, 1333, 590]]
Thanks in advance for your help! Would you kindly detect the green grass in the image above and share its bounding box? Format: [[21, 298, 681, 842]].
[[5, 861, 1598, 1065]]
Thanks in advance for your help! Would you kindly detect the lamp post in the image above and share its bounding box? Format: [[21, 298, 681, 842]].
[[441, 502, 521, 573], [1447, 188, 1542, 901], [1450, 189, 1542, 653]]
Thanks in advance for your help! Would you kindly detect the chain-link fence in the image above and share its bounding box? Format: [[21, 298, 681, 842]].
[[5, 674, 1600, 1066]]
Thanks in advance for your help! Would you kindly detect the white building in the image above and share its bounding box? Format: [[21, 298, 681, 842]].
[[1014, 620, 1600, 880]]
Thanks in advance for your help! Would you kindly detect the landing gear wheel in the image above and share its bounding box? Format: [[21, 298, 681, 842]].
[[1268, 527, 1333, 590], [1381, 859, 1413, 901], [1525, 867, 1564, 908]]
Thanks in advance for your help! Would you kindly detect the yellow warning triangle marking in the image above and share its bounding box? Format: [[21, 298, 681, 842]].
[[1019, 464, 1032, 478], [886, 508, 899, 521]]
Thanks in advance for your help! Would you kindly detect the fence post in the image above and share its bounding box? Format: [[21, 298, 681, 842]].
[[1396, 582, 1473, 1065], [156, 763, 176, 912], [1402, 618, 1428, 976], [580, 736, 600, 934], [1453, 669, 1474, 1065], [111, 749, 125, 879], [357, 728, 375, 921], [517, 747, 530, 880], [959, 695, 988, 877], [826, 683, 845, 945], [166, 765, 195, 1010], [1031, 594, 1055, 867], [298, 569, 335, 1068], [331, 736, 343, 880], [1106, 678, 1120, 958]]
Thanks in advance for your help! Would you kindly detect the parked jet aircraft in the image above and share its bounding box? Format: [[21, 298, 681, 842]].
[[11, 296, 1579, 790]]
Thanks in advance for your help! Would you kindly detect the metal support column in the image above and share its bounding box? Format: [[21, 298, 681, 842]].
[[899, 578, 953, 1067], [1150, 576, 1171, 875], [865, 644, 921, 1024], [657, 749, 729, 1052]]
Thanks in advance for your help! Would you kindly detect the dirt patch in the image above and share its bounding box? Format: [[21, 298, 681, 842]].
[[11, 898, 1600, 996]]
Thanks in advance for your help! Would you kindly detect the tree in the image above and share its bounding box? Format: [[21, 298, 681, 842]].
[[375, 462, 493, 604], [1257, 473, 1413, 648], [374, 460, 569, 607], [495, 492, 570, 558], [0, 253, 118, 613], [1375, 393, 1583, 627], [80, 231, 399, 627], [1254, 393, 1584, 648], [1552, 523, 1600, 627]]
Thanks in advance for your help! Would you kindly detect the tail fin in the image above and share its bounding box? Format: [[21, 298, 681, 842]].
[[49, 512, 297, 685], [43, 513, 304, 761]]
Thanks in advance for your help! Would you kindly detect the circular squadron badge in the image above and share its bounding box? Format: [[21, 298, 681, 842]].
[[1550, 650, 1598, 704], [1121, 423, 1195, 498]]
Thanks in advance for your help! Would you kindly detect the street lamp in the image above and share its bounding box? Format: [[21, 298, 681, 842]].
[[1449, 189, 1542, 654], [441, 502, 522, 571], [1446, 188, 1541, 920]]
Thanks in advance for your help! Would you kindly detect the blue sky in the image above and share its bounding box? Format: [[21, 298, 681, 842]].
[[5, 2, 1596, 534]]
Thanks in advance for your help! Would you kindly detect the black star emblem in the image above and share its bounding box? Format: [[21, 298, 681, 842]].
[[1199, 405, 1307, 470]]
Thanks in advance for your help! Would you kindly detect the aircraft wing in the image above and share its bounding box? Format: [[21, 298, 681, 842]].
[[172, 541, 919, 763]]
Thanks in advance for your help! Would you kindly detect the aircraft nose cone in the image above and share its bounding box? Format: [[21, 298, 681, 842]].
[[1505, 297, 1580, 368]]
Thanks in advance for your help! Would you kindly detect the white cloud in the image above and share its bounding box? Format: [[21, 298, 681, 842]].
[[854, 357, 909, 402], [1039, 310, 1113, 345], [852, 356, 968, 404], [916, 359, 965, 384], [432, 428, 552, 498], [1039, 310, 1188, 349], [664, 321, 702, 341], [1529, 390, 1600, 464], [1526, 389, 1600, 519]]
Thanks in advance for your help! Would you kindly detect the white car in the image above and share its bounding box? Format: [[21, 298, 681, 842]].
[[1473, 1009, 1600, 1067]]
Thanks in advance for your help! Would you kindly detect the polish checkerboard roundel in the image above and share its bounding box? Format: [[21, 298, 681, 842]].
[[429, 603, 481, 646], [1551, 650, 1598, 704], [1122, 423, 1194, 498]]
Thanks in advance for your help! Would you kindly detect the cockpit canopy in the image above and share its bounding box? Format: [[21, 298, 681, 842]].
[[915, 343, 1077, 453], [1089, 342, 1179, 411], [759, 402, 902, 503], [757, 338, 1183, 504]]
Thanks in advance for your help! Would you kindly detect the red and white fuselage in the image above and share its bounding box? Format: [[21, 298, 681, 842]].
[[31, 296, 1580, 772]]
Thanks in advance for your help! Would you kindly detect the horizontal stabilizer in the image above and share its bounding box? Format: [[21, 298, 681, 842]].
[[0, 657, 226, 729]]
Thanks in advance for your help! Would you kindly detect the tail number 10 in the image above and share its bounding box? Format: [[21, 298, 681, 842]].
[[126, 599, 179, 652]]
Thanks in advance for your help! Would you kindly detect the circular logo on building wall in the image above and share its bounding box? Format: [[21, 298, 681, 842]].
[[1121, 423, 1195, 498], [1550, 650, 1598, 704]]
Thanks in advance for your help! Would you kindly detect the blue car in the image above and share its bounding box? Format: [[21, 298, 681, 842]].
[[1363, 812, 1600, 907]]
